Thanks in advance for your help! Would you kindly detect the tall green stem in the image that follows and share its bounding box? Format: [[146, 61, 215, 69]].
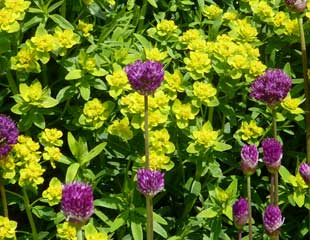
[[77, 228, 83, 240], [298, 16, 310, 240], [144, 94, 153, 240], [146, 196, 153, 240], [22, 188, 38, 240], [0, 182, 8, 217], [298, 17, 310, 163], [144, 95, 149, 168], [237, 230, 242, 240], [247, 175, 252, 240], [137, 0, 148, 32]]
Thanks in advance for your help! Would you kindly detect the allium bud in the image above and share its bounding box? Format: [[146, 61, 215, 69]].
[[241, 144, 259, 175], [286, 0, 307, 12], [61, 182, 94, 226], [263, 205, 284, 236], [232, 197, 249, 230], [262, 138, 282, 173], [299, 162, 310, 185], [125, 60, 164, 95], [137, 168, 164, 197], [250, 69, 292, 106], [0, 115, 19, 158]]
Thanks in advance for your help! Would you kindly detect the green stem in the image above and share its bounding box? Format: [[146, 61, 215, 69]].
[[22, 188, 38, 240], [247, 175, 252, 240], [6, 70, 18, 95], [0, 182, 8, 217], [271, 107, 277, 139], [238, 229, 242, 240], [77, 228, 83, 240], [146, 196, 153, 240], [41, 64, 48, 87], [208, 107, 214, 123], [144, 95, 149, 168], [298, 17, 310, 163]]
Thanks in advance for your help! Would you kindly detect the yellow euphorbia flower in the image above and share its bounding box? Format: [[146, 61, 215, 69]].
[[0, 216, 17, 239], [281, 94, 304, 115], [57, 222, 77, 240], [156, 19, 178, 36], [42, 177, 62, 206], [19, 80, 43, 103], [108, 117, 133, 141]]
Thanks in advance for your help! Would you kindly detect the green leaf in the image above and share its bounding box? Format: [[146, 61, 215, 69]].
[[153, 212, 168, 225], [279, 165, 296, 186], [48, 0, 64, 13], [131, 221, 143, 240], [49, 14, 74, 30], [191, 180, 201, 196], [197, 208, 218, 218], [94, 197, 124, 210], [65, 162, 80, 183], [32, 205, 56, 220], [33, 113, 45, 129], [153, 221, 167, 238], [225, 176, 238, 198], [79, 84, 90, 101], [94, 209, 113, 226], [293, 191, 305, 207], [134, 33, 152, 49], [109, 211, 129, 232], [65, 69, 82, 80], [67, 132, 79, 159], [80, 142, 106, 166], [213, 142, 232, 152], [147, 0, 158, 7]]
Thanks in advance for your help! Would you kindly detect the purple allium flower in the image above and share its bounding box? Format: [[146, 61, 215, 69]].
[[299, 162, 310, 185], [263, 205, 284, 236], [286, 0, 307, 12], [61, 182, 94, 225], [262, 138, 282, 173], [250, 69, 292, 106], [137, 168, 164, 197], [125, 60, 164, 95], [0, 115, 19, 158], [233, 197, 249, 230], [241, 144, 259, 175]]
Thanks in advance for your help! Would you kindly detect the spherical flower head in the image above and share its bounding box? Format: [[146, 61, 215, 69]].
[[232, 197, 249, 230], [250, 69, 292, 106], [299, 162, 310, 185], [286, 0, 307, 12], [125, 60, 164, 95], [61, 182, 94, 226], [263, 205, 284, 236], [241, 144, 259, 175], [137, 168, 164, 197], [0, 115, 19, 158], [262, 138, 282, 173]]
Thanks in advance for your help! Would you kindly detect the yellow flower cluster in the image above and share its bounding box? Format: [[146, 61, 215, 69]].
[[179, 29, 202, 45], [86, 232, 109, 240], [208, 34, 266, 80], [0, 0, 30, 33], [229, 19, 258, 42], [236, 120, 264, 142], [80, 98, 114, 129], [57, 222, 77, 240], [78, 20, 94, 37], [172, 99, 199, 129], [0, 216, 17, 239], [156, 19, 178, 36], [192, 122, 219, 149], [281, 94, 304, 115], [184, 51, 212, 78], [106, 69, 131, 98], [145, 47, 167, 62], [249, 1, 274, 22], [19, 80, 43, 104], [108, 117, 133, 141], [39, 128, 63, 147], [10, 135, 45, 189], [11, 25, 80, 72], [162, 70, 185, 100], [192, 81, 218, 107], [203, 4, 223, 19], [42, 146, 62, 169], [42, 177, 62, 206], [149, 128, 175, 155], [0, 155, 16, 180]]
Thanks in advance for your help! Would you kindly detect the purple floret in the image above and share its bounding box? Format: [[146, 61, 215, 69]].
[[137, 168, 165, 197], [0, 115, 19, 158]]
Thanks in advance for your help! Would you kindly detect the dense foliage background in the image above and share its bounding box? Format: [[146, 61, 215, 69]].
[[1, 0, 310, 239]]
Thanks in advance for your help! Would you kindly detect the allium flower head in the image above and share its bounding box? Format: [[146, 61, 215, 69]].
[[61, 182, 94, 225], [262, 138, 282, 173], [241, 144, 259, 175], [137, 168, 164, 197], [286, 0, 307, 12], [299, 162, 310, 185], [232, 197, 249, 230], [0, 115, 19, 158], [263, 205, 284, 236], [250, 69, 292, 106], [125, 60, 164, 95]]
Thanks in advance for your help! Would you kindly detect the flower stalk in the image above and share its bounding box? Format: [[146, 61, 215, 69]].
[[22, 188, 38, 240], [247, 175, 252, 239], [0, 181, 8, 217]]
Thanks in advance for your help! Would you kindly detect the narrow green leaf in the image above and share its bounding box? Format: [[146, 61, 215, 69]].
[[67, 132, 79, 159], [197, 208, 218, 218], [65, 69, 82, 80], [131, 221, 143, 240], [153, 222, 167, 238], [147, 0, 158, 7], [50, 14, 74, 30], [80, 142, 107, 166], [109, 211, 128, 232], [65, 162, 80, 183]]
